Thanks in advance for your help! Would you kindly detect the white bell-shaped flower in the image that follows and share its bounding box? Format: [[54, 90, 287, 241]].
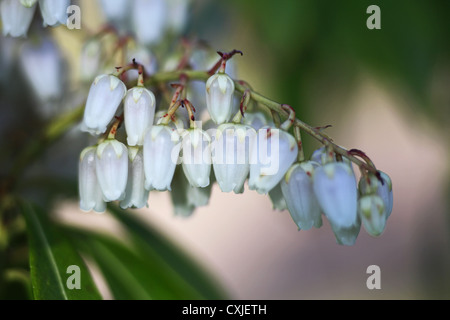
[[268, 183, 287, 211], [95, 139, 128, 201], [124, 87, 156, 146], [359, 195, 386, 237], [132, 0, 168, 45], [205, 73, 235, 124], [249, 127, 298, 194], [212, 123, 255, 193], [80, 39, 102, 82], [359, 171, 393, 218], [99, 0, 129, 24], [313, 162, 358, 228], [21, 0, 37, 7], [311, 146, 353, 172], [281, 161, 322, 230], [79, 146, 106, 213], [19, 39, 63, 105], [81, 74, 127, 135], [120, 147, 149, 209], [38, 0, 69, 26], [181, 128, 211, 188], [1, 0, 36, 37], [330, 217, 361, 246], [143, 125, 181, 191]]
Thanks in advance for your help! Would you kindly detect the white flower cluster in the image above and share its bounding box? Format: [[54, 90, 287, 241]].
[[1, 0, 70, 37], [79, 64, 393, 246]]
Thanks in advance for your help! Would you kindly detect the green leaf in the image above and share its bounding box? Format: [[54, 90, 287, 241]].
[[108, 204, 227, 299], [20, 202, 102, 300], [67, 228, 208, 300]]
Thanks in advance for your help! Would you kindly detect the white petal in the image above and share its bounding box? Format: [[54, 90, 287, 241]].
[[359, 195, 386, 237], [39, 0, 69, 27], [330, 217, 361, 246], [205, 74, 235, 124], [143, 125, 181, 191], [95, 140, 128, 201], [1, 0, 36, 37], [120, 148, 149, 209], [249, 127, 298, 194], [281, 161, 322, 230], [81, 74, 126, 135], [124, 87, 156, 146], [79, 147, 106, 213], [313, 162, 358, 228], [181, 129, 211, 188]]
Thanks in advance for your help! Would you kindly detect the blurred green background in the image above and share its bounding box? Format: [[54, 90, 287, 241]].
[[0, 0, 449, 299]]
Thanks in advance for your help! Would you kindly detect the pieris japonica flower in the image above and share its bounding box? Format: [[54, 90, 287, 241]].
[[95, 139, 129, 201], [313, 162, 358, 228], [81, 74, 127, 135], [144, 125, 181, 191], [206, 73, 235, 124], [99, 0, 129, 25], [181, 128, 212, 188], [20, 0, 37, 7], [132, 0, 167, 45], [79, 146, 106, 213], [120, 147, 149, 209], [80, 40, 102, 82], [359, 171, 393, 218], [1, 0, 36, 37], [311, 146, 354, 173], [19, 39, 63, 106], [124, 87, 156, 146], [249, 127, 298, 194], [330, 217, 361, 246], [243, 112, 272, 131], [154, 110, 186, 130], [212, 123, 255, 193], [281, 161, 322, 230], [268, 183, 287, 211], [358, 195, 386, 237], [38, 0, 69, 27]]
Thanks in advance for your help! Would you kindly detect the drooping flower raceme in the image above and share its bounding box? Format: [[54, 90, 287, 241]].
[[143, 125, 181, 191], [79, 146, 106, 213], [249, 127, 298, 194], [313, 162, 358, 228], [81, 74, 127, 135], [38, 0, 69, 27], [1, 0, 36, 37], [212, 123, 255, 194], [120, 147, 149, 209], [124, 87, 156, 146], [95, 139, 129, 201], [281, 161, 322, 230], [206, 73, 235, 124], [181, 128, 212, 188]]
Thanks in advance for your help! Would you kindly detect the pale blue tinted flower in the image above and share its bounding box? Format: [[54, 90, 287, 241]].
[[120, 147, 149, 209], [79, 146, 106, 213], [1, 0, 36, 37]]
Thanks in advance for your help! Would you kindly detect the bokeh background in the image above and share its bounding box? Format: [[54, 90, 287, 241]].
[[1, 0, 449, 299]]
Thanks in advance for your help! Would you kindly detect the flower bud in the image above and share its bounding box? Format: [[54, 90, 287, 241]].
[[268, 183, 287, 211], [249, 127, 298, 194], [143, 125, 181, 191], [120, 147, 149, 209], [330, 217, 361, 246], [132, 0, 168, 45], [38, 0, 69, 27], [313, 162, 358, 228], [81, 74, 127, 135], [181, 128, 211, 188], [19, 39, 63, 107], [1, 0, 36, 37], [124, 87, 156, 146], [206, 73, 235, 124], [95, 139, 129, 201], [79, 146, 106, 213], [281, 161, 322, 230], [212, 123, 255, 194], [359, 195, 386, 237], [359, 171, 393, 218]]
